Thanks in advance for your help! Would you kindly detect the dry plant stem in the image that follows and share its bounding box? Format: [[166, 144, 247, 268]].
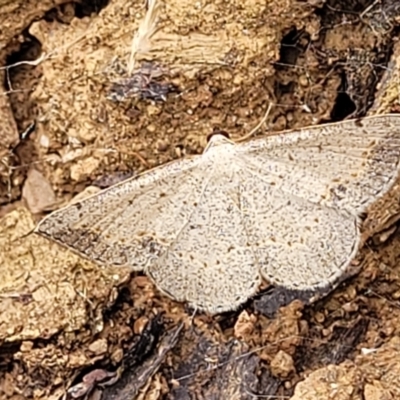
[[236, 103, 273, 142], [128, 0, 160, 74]]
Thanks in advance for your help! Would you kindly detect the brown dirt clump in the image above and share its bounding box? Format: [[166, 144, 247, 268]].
[[0, 207, 132, 397], [1, 0, 400, 399], [26, 0, 323, 196]]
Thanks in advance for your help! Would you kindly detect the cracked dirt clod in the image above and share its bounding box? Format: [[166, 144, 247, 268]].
[[0, 207, 132, 397], [290, 337, 400, 400], [0, 207, 130, 344]]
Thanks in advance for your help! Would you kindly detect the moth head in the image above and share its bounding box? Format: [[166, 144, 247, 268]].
[[204, 132, 235, 154]]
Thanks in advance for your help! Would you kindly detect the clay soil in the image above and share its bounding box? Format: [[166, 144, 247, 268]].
[[2, 0, 400, 399]]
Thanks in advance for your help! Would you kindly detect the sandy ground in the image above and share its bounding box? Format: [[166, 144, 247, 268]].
[[1, 0, 400, 399]]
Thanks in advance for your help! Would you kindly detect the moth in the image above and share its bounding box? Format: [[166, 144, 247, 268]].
[[36, 114, 400, 314]]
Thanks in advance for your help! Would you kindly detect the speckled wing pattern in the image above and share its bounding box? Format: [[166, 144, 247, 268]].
[[36, 114, 400, 314]]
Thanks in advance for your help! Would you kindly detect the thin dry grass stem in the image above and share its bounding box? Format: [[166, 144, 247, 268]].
[[0, 32, 88, 77], [236, 103, 273, 143], [173, 330, 365, 383], [243, 388, 290, 399], [0, 156, 13, 200], [233, 101, 316, 143], [366, 289, 400, 309], [128, 0, 161, 75], [0, 53, 47, 72], [118, 150, 150, 168], [359, 0, 380, 19], [325, 3, 359, 14]]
